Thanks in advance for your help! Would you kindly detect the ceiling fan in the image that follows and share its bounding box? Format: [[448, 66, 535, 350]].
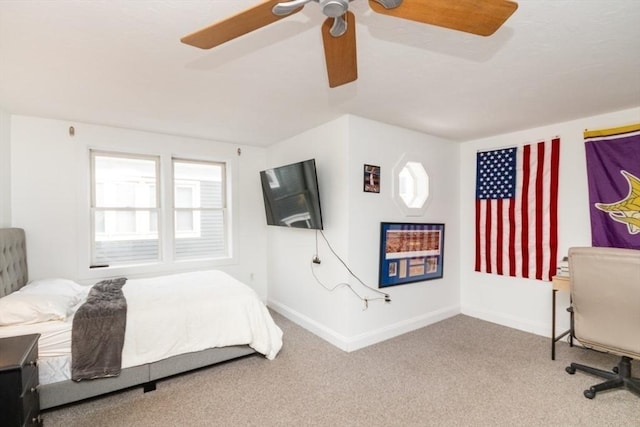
[[180, 0, 518, 88]]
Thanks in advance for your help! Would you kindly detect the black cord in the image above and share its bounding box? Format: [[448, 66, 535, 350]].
[[318, 229, 387, 297], [309, 229, 390, 309], [310, 259, 387, 311]]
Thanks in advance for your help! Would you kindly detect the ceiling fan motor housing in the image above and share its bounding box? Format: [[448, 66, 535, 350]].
[[320, 0, 349, 17]]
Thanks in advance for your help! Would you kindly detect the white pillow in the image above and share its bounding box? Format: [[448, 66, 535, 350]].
[[20, 278, 89, 301], [0, 293, 71, 326]]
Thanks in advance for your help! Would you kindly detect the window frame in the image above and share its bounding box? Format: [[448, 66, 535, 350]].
[[87, 149, 234, 272], [90, 150, 162, 267], [172, 158, 228, 261]]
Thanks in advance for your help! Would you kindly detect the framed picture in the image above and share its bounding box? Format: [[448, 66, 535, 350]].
[[364, 164, 380, 193], [378, 222, 445, 288]]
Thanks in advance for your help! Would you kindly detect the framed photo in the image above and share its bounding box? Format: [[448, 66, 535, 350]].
[[364, 164, 380, 193], [378, 222, 445, 288]]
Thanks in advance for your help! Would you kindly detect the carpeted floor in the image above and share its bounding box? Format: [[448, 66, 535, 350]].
[[43, 312, 639, 426]]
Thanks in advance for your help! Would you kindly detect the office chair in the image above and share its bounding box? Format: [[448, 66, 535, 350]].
[[565, 247, 640, 399]]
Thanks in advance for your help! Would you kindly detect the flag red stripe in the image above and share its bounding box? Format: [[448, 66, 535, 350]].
[[475, 199, 481, 272], [535, 142, 545, 280], [548, 138, 561, 281], [485, 200, 492, 273], [508, 199, 516, 277], [496, 199, 503, 275], [520, 145, 531, 277]]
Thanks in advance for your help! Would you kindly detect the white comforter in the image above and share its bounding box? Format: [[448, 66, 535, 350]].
[[121, 270, 283, 366]]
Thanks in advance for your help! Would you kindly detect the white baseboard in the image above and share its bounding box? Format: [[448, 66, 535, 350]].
[[267, 300, 351, 351], [345, 305, 461, 351], [268, 299, 460, 352], [460, 305, 550, 338]]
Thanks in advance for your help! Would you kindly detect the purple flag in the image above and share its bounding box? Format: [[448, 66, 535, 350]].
[[584, 124, 640, 249]]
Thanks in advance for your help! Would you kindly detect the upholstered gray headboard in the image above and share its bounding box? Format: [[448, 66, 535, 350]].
[[0, 228, 28, 298]]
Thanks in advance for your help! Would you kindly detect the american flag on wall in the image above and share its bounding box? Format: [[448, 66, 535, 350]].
[[474, 138, 560, 281]]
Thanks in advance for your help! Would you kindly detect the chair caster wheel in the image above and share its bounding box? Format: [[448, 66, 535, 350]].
[[566, 366, 576, 374], [584, 388, 596, 399], [612, 367, 619, 374]]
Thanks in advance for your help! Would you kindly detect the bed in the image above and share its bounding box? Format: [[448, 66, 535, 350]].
[[0, 228, 283, 409]]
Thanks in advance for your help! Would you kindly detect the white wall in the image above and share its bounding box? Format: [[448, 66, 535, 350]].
[[266, 116, 353, 345], [459, 107, 640, 337], [9, 115, 270, 300], [0, 110, 10, 227], [267, 115, 461, 351]]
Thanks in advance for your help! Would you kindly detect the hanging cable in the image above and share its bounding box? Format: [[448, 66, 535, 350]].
[[310, 259, 387, 310], [309, 229, 390, 309], [318, 229, 388, 297]]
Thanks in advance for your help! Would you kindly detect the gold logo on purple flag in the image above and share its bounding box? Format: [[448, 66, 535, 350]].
[[594, 170, 640, 235]]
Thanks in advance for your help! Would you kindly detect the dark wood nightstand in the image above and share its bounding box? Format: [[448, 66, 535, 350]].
[[0, 334, 42, 427]]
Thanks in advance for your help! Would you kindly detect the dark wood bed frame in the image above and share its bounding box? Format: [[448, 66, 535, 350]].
[[0, 228, 255, 409]]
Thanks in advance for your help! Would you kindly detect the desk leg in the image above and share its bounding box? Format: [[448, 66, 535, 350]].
[[551, 287, 572, 360], [552, 289, 557, 360], [569, 300, 574, 348]]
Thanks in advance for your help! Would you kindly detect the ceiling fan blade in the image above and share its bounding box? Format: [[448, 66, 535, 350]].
[[322, 12, 357, 88], [368, 0, 518, 36], [181, 0, 303, 49]]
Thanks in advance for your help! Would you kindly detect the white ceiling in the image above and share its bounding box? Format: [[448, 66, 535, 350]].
[[0, 1, 639, 147]]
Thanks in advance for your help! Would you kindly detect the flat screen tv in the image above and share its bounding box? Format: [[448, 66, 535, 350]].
[[260, 159, 324, 230]]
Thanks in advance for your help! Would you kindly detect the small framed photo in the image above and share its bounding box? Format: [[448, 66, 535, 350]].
[[364, 164, 380, 193], [378, 222, 445, 288]]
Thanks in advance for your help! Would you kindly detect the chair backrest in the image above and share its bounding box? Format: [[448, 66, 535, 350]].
[[568, 247, 640, 359]]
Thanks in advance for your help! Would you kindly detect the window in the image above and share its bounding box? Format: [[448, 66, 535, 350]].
[[398, 161, 429, 209], [173, 159, 227, 260], [91, 151, 160, 266], [90, 151, 230, 268], [393, 157, 430, 216]]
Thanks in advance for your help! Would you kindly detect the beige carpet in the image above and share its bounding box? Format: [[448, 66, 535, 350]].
[[43, 312, 639, 426]]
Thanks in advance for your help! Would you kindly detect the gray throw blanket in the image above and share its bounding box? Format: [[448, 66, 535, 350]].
[[71, 278, 127, 381]]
